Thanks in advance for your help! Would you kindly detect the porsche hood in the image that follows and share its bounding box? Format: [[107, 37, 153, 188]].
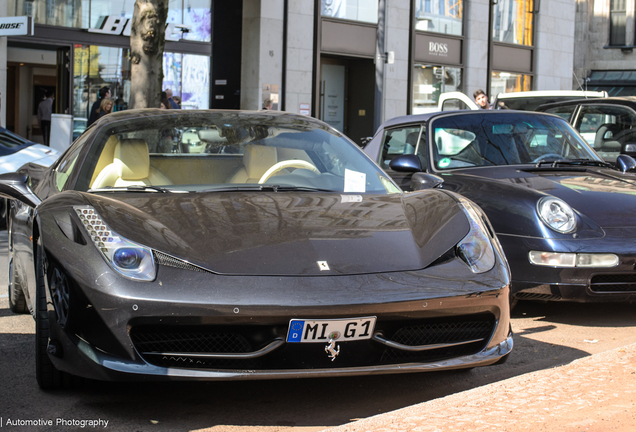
[[446, 166, 636, 231], [80, 190, 471, 276]]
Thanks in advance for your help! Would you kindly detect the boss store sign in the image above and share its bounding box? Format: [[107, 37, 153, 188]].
[[414, 33, 462, 66], [0, 16, 34, 37], [88, 15, 190, 41]]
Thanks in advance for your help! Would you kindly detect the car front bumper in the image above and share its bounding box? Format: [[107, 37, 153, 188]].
[[499, 232, 636, 302], [44, 253, 512, 382]]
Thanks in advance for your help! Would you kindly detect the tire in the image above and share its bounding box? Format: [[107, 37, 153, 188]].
[[8, 254, 28, 314], [35, 237, 66, 390]]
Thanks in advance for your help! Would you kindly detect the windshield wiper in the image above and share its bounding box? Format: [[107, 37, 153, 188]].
[[196, 185, 336, 193], [535, 159, 612, 168], [89, 185, 173, 193]]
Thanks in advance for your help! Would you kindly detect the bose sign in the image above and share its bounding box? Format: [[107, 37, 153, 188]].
[[88, 16, 190, 41], [0, 16, 34, 36]]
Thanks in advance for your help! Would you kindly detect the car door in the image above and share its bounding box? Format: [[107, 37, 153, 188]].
[[438, 92, 479, 111]]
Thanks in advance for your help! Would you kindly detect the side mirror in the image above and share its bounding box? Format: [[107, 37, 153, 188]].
[[616, 154, 636, 173], [0, 172, 42, 208], [411, 172, 444, 191], [388, 154, 423, 172]]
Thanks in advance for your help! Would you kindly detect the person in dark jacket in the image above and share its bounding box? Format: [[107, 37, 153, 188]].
[[88, 86, 111, 126]]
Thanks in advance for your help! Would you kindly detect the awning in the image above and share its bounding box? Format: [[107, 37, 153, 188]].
[[586, 70, 636, 96]]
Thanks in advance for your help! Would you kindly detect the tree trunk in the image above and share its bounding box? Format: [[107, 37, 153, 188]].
[[129, 0, 169, 109]]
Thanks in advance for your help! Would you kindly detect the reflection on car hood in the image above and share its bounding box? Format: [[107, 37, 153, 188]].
[[86, 190, 470, 276], [0, 144, 60, 174], [444, 166, 636, 230]]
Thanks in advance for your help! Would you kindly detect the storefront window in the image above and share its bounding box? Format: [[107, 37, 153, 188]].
[[90, 0, 134, 29], [73, 45, 131, 123], [321, 0, 378, 24], [74, 45, 210, 123], [415, 0, 463, 36], [183, 0, 212, 41], [490, 71, 531, 96], [9, 0, 87, 27], [9, 0, 210, 42], [412, 64, 462, 114], [492, 0, 533, 46]]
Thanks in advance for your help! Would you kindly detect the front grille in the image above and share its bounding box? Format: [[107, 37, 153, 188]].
[[590, 273, 636, 292], [515, 292, 562, 301], [130, 313, 497, 371]]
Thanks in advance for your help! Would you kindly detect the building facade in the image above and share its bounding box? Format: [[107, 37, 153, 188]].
[[574, 0, 636, 95], [0, 0, 575, 147]]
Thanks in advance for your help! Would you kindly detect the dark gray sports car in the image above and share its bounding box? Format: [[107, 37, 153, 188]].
[[2, 109, 512, 389]]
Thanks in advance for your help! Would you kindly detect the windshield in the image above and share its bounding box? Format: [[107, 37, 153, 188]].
[[76, 111, 399, 195], [431, 112, 600, 170], [495, 96, 600, 111]]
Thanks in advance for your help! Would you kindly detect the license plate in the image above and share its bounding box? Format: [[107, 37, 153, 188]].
[[286, 317, 376, 343]]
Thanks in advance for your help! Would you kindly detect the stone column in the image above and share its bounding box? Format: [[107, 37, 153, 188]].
[[241, 0, 284, 110]]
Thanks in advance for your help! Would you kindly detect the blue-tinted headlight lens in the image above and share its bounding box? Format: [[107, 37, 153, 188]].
[[113, 248, 142, 269]]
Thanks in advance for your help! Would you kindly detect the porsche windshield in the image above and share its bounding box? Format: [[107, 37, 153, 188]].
[[431, 112, 600, 170], [76, 112, 399, 194]]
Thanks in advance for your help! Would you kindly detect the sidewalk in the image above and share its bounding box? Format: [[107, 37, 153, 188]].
[[323, 343, 636, 432]]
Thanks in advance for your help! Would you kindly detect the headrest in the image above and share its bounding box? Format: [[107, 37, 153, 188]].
[[406, 132, 419, 146], [243, 144, 278, 179], [115, 139, 150, 180]]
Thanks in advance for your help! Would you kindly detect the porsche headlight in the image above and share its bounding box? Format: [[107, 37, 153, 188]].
[[456, 198, 496, 273], [537, 197, 576, 233], [74, 206, 156, 281]]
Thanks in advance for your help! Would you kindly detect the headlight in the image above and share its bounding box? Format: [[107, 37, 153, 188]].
[[537, 197, 576, 233], [456, 198, 496, 273], [74, 206, 156, 281]]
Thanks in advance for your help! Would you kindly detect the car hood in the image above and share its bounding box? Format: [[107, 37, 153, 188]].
[[83, 190, 470, 276], [0, 144, 59, 174], [443, 166, 636, 233]]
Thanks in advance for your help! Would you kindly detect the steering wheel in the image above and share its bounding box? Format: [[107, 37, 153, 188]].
[[533, 153, 563, 163], [258, 160, 320, 184]]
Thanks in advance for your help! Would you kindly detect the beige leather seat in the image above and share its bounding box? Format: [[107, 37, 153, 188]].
[[92, 138, 172, 188], [228, 143, 279, 183]]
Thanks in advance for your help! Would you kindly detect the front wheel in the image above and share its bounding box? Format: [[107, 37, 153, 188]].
[[35, 237, 67, 390]]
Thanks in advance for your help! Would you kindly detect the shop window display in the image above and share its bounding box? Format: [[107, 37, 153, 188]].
[[491, 71, 532, 96], [412, 65, 462, 114]]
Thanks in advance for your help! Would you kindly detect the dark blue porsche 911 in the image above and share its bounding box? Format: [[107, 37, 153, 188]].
[[364, 110, 636, 305]]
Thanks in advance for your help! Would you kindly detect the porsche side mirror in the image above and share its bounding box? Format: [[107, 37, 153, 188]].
[[411, 172, 444, 191], [0, 172, 42, 208], [388, 154, 423, 172], [617, 154, 636, 173]]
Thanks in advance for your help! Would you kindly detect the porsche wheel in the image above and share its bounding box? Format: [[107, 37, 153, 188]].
[[35, 237, 66, 390]]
